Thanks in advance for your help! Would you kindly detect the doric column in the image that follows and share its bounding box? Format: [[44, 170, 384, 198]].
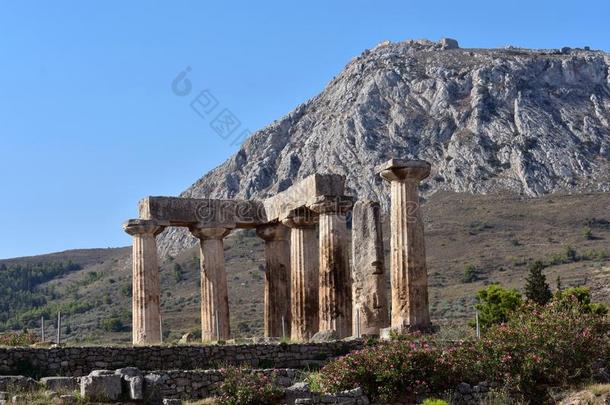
[[190, 226, 232, 342], [352, 200, 389, 336], [310, 196, 354, 338], [256, 223, 291, 338], [123, 219, 165, 345], [379, 159, 431, 332], [282, 210, 319, 342]]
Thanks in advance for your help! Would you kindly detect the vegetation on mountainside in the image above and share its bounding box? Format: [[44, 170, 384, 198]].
[[0, 261, 86, 330]]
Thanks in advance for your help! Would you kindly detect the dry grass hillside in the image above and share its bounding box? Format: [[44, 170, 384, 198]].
[[1, 191, 609, 344]]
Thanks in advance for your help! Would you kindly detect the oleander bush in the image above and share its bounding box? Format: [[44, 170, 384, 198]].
[[318, 299, 610, 402], [217, 365, 283, 405]]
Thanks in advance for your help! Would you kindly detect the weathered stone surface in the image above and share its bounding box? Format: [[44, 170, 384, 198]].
[[139, 197, 266, 228], [310, 330, 338, 343], [439, 37, 459, 49], [190, 227, 232, 341], [293, 386, 370, 404], [0, 376, 36, 391], [256, 223, 291, 338], [115, 367, 143, 400], [285, 382, 312, 404], [40, 376, 79, 392], [283, 210, 319, 342], [80, 371, 122, 401], [380, 159, 431, 331], [311, 196, 353, 338], [123, 219, 165, 345], [264, 174, 345, 222], [351, 201, 389, 336]]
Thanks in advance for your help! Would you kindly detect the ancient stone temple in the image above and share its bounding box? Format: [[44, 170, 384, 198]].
[[123, 159, 433, 345]]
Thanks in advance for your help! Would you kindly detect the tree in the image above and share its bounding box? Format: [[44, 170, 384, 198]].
[[474, 284, 522, 331], [524, 261, 552, 305], [101, 317, 124, 332], [462, 265, 478, 283]]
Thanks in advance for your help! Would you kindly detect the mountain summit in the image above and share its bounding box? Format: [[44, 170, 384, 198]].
[[159, 39, 610, 255]]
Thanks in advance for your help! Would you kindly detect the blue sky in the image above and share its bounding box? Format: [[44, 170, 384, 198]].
[[0, 0, 609, 259]]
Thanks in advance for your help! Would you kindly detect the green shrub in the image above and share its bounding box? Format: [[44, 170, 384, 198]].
[[582, 226, 593, 240], [462, 265, 478, 283], [474, 284, 522, 330], [218, 366, 283, 405], [101, 317, 125, 332], [555, 287, 608, 315]]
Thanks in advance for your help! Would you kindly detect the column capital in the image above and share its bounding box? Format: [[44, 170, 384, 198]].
[[256, 222, 290, 242], [189, 225, 231, 240], [281, 208, 317, 229], [309, 195, 354, 215], [123, 219, 166, 236], [378, 159, 431, 183]]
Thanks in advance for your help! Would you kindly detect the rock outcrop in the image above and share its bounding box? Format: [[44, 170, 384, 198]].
[[159, 38, 610, 255]]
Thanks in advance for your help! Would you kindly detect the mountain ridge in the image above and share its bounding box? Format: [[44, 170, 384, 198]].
[[158, 39, 610, 256]]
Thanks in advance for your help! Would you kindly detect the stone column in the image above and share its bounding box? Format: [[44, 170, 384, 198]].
[[123, 219, 165, 345], [352, 200, 389, 336], [256, 223, 291, 338], [379, 159, 431, 332], [190, 226, 232, 342], [311, 196, 354, 338], [282, 210, 319, 342]]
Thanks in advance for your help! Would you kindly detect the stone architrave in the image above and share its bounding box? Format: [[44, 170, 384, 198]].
[[256, 223, 291, 338], [123, 219, 165, 345], [282, 209, 319, 342], [351, 200, 389, 336], [190, 226, 232, 341], [379, 159, 432, 331], [310, 196, 354, 338]]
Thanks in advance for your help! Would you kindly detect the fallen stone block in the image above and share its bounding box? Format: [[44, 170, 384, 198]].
[[310, 330, 338, 343], [115, 368, 143, 400], [0, 376, 37, 392], [80, 371, 122, 402], [40, 376, 79, 392], [285, 381, 312, 405]]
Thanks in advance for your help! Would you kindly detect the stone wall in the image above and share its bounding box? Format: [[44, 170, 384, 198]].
[[145, 369, 297, 402], [0, 341, 363, 377]]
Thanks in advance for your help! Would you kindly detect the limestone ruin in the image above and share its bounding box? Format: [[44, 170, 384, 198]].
[[123, 159, 432, 345]]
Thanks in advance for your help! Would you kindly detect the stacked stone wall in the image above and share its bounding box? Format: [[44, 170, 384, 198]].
[[0, 341, 363, 377]]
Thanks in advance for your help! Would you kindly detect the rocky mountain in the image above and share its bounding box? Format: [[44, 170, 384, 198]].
[[159, 38, 610, 256]]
